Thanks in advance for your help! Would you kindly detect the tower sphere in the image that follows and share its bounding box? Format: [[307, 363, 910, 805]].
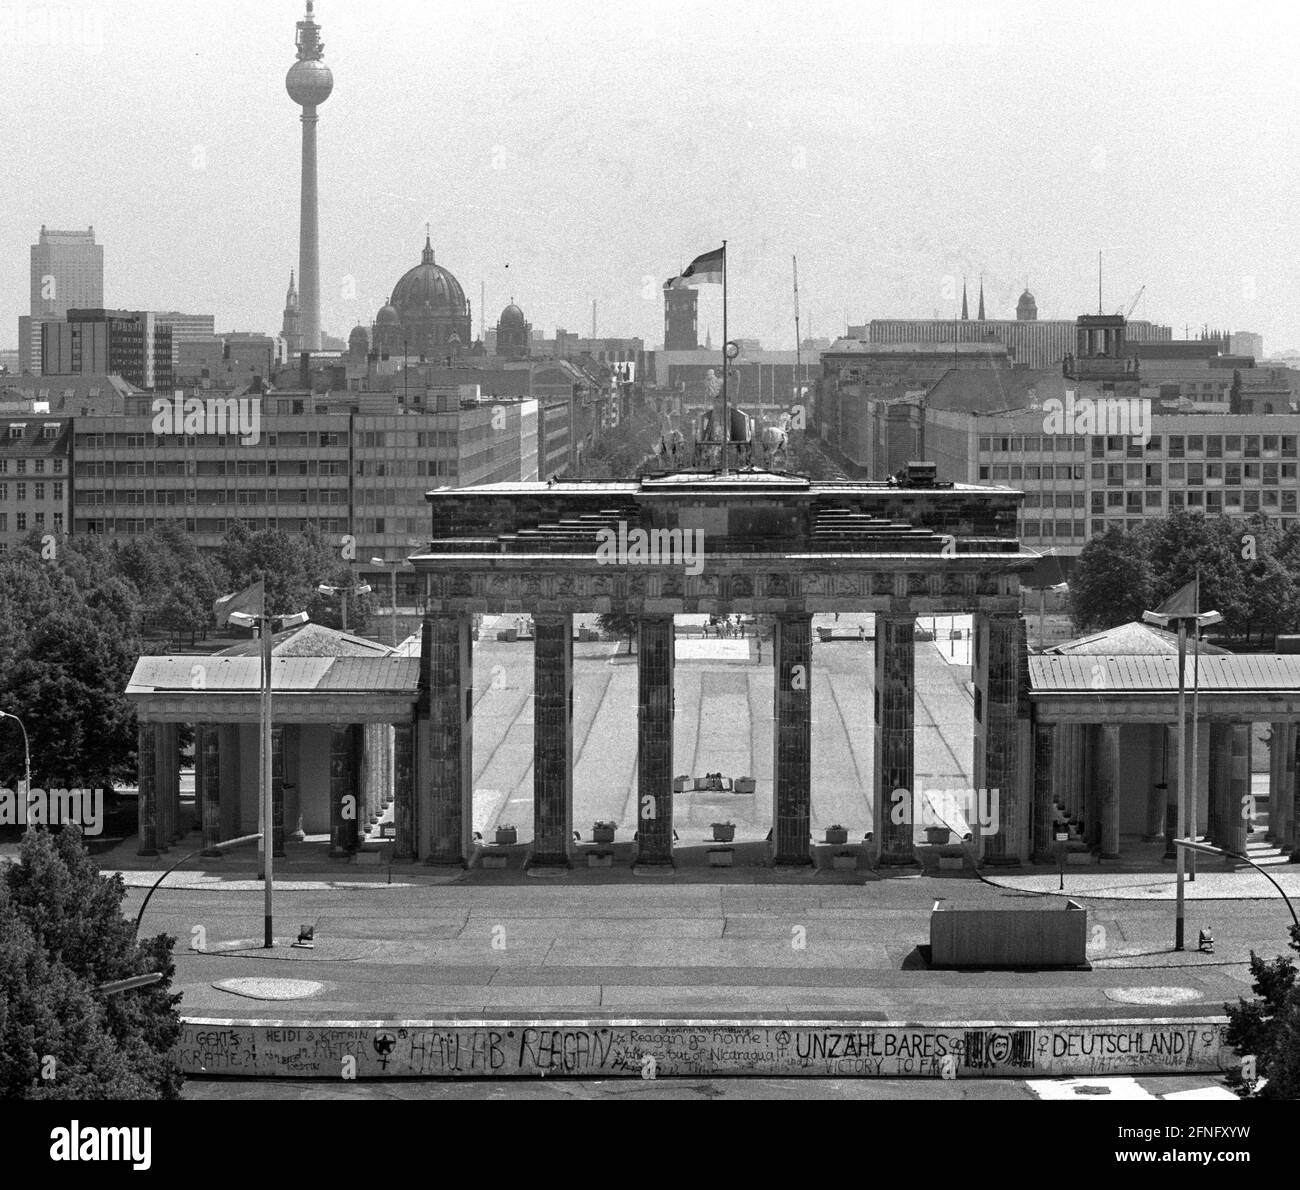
[[286, 58, 333, 106]]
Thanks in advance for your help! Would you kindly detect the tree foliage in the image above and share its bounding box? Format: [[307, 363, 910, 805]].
[[1224, 923, 1300, 1099], [596, 612, 638, 654], [0, 826, 182, 1099], [1067, 512, 1300, 642]]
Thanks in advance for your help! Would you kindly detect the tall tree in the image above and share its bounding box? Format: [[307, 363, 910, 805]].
[[1066, 527, 1155, 632]]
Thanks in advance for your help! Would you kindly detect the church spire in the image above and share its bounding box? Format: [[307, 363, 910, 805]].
[[285, 269, 298, 308], [978, 274, 985, 320], [961, 277, 969, 321], [422, 222, 435, 265]]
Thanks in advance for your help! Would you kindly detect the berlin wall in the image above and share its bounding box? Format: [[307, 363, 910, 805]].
[[178, 1017, 1232, 1079]]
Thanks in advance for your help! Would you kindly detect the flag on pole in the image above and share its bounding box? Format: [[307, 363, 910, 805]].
[[213, 579, 265, 627], [1152, 579, 1198, 620], [666, 246, 725, 289]]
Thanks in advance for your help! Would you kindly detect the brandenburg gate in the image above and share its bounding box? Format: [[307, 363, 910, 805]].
[[408, 467, 1037, 871]]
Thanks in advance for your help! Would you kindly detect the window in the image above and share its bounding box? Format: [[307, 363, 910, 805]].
[[1146, 435, 1161, 452], [34, 512, 43, 528], [52, 513, 63, 532], [1021, 520, 1040, 537], [34, 459, 44, 473], [1009, 465, 1022, 480], [0, 484, 5, 500], [1091, 492, 1105, 513], [1107, 491, 1124, 507], [1264, 463, 1279, 485], [1188, 462, 1204, 485], [1024, 437, 1041, 453], [1106, 436, 1125, 452], [1145, 464, 1162, 484], [1145, 490, 1162, 508], [1188, 491, 1204, 507], [1126, 463, 1143, 482], [7, 425, 24, 439], [1025, 465, 1041, 481], [1246, 436, 1261, 458], [1207, 435, 1223, 457], [1168, 462, 1184, 481], [1206, 491, 1223, 512], [15, 513, 25, 531], [34, 483, 44, 500], [1188, 435, 1204, 452], [991, 465, 1009, 481], [1225, 435, 1241, 453], [1169, 490, 1185, 508], [978, 437, 991, 452], [1126, 492, 1142, 512], [1226, 463, 1242, 485], [978, 466, 990, 480], [15, 483, 25, 500], [16, 459, 25, 474], [1168, 435, 1184, 458], [1023, 492, 1040, 507], [1206, 462, 1223, 481]]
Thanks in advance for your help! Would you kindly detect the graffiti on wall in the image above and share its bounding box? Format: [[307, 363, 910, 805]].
[[178, 1019, 1231, 1079]]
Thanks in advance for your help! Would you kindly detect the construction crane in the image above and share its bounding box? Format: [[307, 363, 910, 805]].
[[1117, 284, 1145, 319]]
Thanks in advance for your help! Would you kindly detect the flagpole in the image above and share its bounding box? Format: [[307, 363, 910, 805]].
[[1175, 615, 1187, 950], [721, 240, 729, 476]]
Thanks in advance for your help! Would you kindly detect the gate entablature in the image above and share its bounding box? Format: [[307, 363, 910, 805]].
[[411, 473, 1037, 616]]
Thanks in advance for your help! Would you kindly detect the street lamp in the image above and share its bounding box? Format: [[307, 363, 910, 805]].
[[227, 607, 309, 949], [371, 557, 412, 648], [317, 582, 371, 633], [133, 831, 261, 938], [1143, 579, 1223, 951], [1175, 837, 1298, 932], [0, 709, 32, 798]]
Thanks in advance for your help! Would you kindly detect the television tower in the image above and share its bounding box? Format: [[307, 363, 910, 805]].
[[285, 3, 332, 352]]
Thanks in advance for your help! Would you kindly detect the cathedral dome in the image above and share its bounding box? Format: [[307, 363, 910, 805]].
[[375, 304, 400, 326], [391, 235, 467, 317], [499, 302, 526, 328], [1016, 289, 1038, 321], [348, 324, 370, 356]]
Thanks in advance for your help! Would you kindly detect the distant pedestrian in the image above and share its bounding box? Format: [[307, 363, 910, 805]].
[[858, 624, 865, 641]]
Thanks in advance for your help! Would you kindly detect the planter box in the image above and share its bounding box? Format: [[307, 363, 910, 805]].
[[711, 824, 735, 842], [495, 827, 517, 846], [734, 777, 756, 795], [930, 899, 1088, 968], [832, 852, 857, 871], [592, 825, 616, 845], [481, 853, 508, 869], [708, 848, 734, 867], [824, 828, 848, 846], [925, 827, 951, 845], [672, 776, 691, 793], [938, 855, 965, 871], [587, 851, 613, 869]]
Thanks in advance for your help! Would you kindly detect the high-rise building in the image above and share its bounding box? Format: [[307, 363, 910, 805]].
[[41, 309, 173, 390], [664, 285, 698, 350], [19, 225, 104, 373], [1231, 331, 1264, 360], [285, 2, 332, 353]]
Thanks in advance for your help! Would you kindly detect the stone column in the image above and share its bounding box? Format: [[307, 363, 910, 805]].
[[772, 612, 812, 865], [153, 722, 176, 849], [1208, 721, 1232, 849], [1266, 722, 1283, 842], [1292, 725, 1300, 861], [1278, 722, 1297, 852], [1144, 725, 1167, 841], [284, 724, 305, 842], [198, 724, 222, 856], [217, 724, 240, 840], [635, 616, 675, 867], [393, 720, 416, 860], [328, 722, 357, 858], [530, 614, 573, 870], [271, 724, 286, 857], [1095, 722, 1121, 859], [136, 722, 159, 857], [1162, 724, 1179, 860], [424, 614, 474, 866], [873, 613, 915, 866], [1031, 721, 1056, 862], [1224, 723, 1250, 857], [975, 613, 1023, 864]]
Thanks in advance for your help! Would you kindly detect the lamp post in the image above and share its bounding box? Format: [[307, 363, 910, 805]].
[[317, 581, 371, 633], [1175, 837, 1298, 932], [371, 557, 412, 647], [134, 832, 261, 938], [0, 709, 32, 799], [228, 606, 309, 948], [1143, 585, 1222, 951]]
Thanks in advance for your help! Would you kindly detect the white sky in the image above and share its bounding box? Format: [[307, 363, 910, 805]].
[[3, 0, 1298, 352]]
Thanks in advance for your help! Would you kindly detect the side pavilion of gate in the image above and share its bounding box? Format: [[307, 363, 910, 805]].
[[408, 469, 1039, 870]]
